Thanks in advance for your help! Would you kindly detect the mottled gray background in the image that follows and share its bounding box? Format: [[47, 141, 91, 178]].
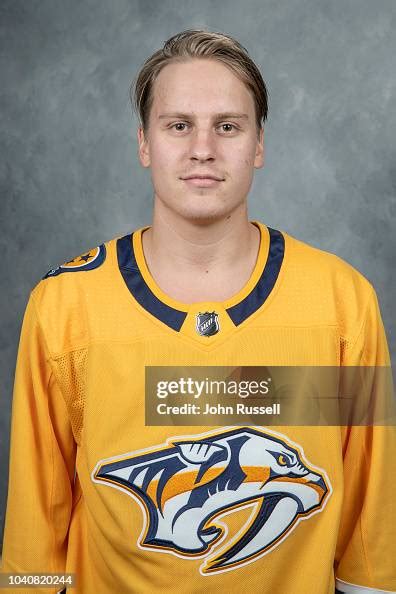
[[1, 0, 395, 552]]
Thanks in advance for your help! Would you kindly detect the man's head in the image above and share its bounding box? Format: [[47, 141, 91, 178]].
[[131, 30, 269, 224]]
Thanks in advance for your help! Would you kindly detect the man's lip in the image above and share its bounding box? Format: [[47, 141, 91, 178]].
[[181, 175, 224, 181]]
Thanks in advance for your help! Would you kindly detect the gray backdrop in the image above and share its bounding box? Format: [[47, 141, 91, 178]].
[[1, 0, 395, 552]]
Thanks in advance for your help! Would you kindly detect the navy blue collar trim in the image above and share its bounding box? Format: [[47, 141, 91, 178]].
[[117, 234, 187, 331], [117, 226, 284, 331], [226, 227, 284, 325]]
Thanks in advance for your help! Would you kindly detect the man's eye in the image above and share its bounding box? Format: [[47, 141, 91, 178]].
[[171, 122, 188, 131], [219, 123, 236, 133]]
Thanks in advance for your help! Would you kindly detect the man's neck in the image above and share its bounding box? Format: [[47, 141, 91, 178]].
[[140, 203, 261, 303]]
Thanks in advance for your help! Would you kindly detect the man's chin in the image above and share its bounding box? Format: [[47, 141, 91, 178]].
[[178, 199, 243, 222], [156, 193, 245, 225], [178, 208, 234, 226]]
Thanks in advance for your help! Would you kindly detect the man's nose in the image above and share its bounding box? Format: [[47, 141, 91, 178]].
[[189, 128, 216, 161]]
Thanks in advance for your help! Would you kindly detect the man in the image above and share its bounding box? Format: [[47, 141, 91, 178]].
[[1, 29, 395, 594]]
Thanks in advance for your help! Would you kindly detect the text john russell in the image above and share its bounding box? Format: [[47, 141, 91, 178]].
[[156, 402, 281, 416]]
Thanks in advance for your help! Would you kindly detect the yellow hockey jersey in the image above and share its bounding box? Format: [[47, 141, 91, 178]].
[[1, 220, 395, 594]]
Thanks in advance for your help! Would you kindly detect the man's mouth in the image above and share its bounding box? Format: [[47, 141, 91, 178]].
[[181, 174, 224, 187]]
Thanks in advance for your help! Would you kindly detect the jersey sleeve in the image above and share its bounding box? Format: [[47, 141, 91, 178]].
[[1, 291, 76, 592], [335, 286, 396, 594]]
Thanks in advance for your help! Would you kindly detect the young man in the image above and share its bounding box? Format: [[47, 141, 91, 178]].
[[1, 29, 395, 594]]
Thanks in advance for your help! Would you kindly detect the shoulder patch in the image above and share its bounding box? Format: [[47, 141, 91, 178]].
[[42, 244, 106, 279]]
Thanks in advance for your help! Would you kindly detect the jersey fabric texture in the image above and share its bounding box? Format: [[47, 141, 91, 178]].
[[1, 220, 395, 594]]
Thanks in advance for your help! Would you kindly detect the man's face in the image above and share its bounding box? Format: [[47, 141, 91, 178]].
[[138, 58, 264, 223]]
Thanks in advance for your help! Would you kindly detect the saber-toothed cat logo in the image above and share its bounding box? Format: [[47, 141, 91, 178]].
[[92, 427, 331, 575]]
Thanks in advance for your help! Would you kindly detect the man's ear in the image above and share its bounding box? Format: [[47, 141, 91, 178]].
[[138, 126, 150, 167], [254, 126, 264, 169]]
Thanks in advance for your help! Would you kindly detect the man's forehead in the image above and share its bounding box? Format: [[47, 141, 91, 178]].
[[152, 61, 254, 102], [149, 62, 256, 123], [157, 111, 250, 120], [151, 89, 254, 120]]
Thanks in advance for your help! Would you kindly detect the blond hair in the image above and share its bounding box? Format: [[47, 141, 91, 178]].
[[131, 29, 268, 137]]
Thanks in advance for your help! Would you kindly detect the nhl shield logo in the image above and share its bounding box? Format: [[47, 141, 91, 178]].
[[196, 311, 220, 336]]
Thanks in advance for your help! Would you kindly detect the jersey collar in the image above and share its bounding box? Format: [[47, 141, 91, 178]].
[[117, 221, 285, 332]]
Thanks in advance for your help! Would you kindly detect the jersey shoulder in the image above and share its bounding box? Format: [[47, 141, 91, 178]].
[[29, 232, 129, 355], [281, 230, 377, 346], [283, 229, 375, 297], [35, 230, 128, 287], [41, 243, 108, 279]]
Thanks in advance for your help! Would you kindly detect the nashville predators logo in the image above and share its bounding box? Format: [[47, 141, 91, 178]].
[[43, 244, 106, 278], [92, 427, 331, 575]]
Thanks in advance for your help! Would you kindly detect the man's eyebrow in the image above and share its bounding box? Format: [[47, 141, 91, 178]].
[[158, 112, 249, 120]]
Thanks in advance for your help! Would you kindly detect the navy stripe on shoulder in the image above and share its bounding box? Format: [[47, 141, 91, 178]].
[[117, 233, 187, 331], [226, 227, 284, 326]]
